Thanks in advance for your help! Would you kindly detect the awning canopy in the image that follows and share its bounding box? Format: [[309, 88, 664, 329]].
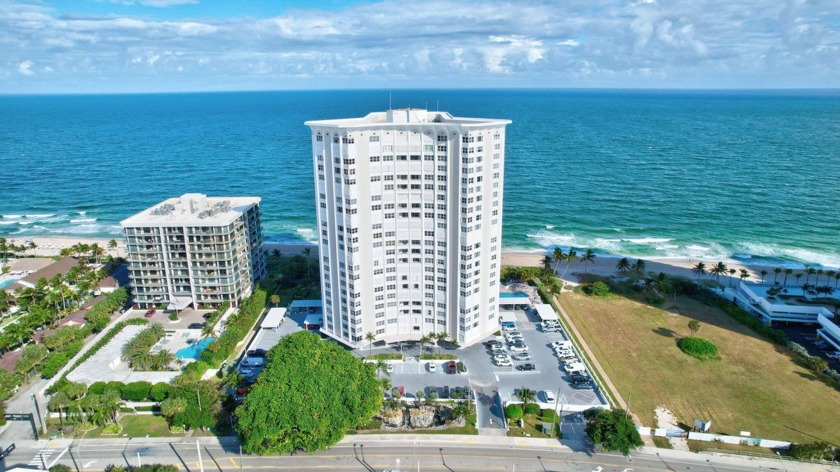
[[499, 312, 517, 324], [304, 314, 323, 327], [534, 303, 558, 322], [167, 296, 193, 311], [261, 307, 287, 329], [289, 299, 323, 313]]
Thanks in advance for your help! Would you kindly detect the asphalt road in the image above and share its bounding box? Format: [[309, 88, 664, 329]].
[[1, 437, 806, 472]]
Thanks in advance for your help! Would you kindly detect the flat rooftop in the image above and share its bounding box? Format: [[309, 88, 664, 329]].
[[121, 193, 260, 228], [305, 108, 511, 129]]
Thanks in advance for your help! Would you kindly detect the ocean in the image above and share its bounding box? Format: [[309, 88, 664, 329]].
[[1, 90, 839, 268]]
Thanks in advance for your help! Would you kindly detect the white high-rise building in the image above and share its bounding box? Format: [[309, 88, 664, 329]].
[[305, 109, 510, 347], [121, 193, 265, 309]]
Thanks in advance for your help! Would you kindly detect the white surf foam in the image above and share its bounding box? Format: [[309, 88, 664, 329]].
[[69, 218, 97, 224], [1, 214, 23, 219]]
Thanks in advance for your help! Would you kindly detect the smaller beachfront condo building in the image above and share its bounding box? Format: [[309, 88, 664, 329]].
[[730, 281, 834, 325], [121, 193, 265, 309]]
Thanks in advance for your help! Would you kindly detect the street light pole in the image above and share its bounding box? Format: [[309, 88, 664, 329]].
[[31, 394, 46, 435], [776, 451, 788, 472]]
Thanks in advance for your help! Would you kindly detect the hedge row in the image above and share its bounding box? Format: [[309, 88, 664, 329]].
[[87, 380, 171, 402], [41, 339, 85, 378], [200, 289, 266, 367], [84, 287, 130, 332]]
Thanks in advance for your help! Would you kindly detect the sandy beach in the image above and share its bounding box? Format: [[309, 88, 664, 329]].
[[7, 235, 826, 287]]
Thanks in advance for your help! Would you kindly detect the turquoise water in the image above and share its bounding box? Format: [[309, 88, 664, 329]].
[[0, 279, 18, 290], [175, 337, 214, 360], [500, 292, 529, 298], [1, 90, 838, 267]]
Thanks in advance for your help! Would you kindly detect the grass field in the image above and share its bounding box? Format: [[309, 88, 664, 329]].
[[558, 291, 840, 444]]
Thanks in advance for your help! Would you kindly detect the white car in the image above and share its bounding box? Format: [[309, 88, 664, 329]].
[[550, 341, 572, 349], [495, 358, 513, 367], [427, 362, 437, 373], [510, 344, 528, 352], [541, 390, 556, 403], [564, 362, 586, 373], [505, 331, 523, 338], [554, 348, 574, 357], [512, 352, 532, 361], [493, 353, 511, 361]]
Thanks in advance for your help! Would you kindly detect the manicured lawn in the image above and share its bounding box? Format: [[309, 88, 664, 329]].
[[507, 413, 557, 438], [558, 291, 840, 444], [119, 414, 184, 438]]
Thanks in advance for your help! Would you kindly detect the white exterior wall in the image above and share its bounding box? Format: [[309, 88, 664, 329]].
[[306, 109, 510, 347]]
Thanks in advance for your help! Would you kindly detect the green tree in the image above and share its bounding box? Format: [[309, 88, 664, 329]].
[[759, 270, 768, 284], [269, 294, 281, 307], [631, 259, 646, 278], [790, 441, 833, 461], [516, 387, 536, 404], [616, 257, 630, 275], [772, 267, 781, 284], [691, 262, 707, 282], [688, 320, 701, 336], [584, 408, 643, 455], [236, 331, 381, 454], [49, 391, 70, 426], [559, 249, 577, 279], [505, 403, 523, 421], [709, 262, 727, 284], [552, 247, 565, 273], [728, 268, 737, 287], [542, 255, 552, 271], [365, 331, 376, 358], [580, 249, 596, 273], [435, 332, 448, 353], [783, 268, 793, 286]]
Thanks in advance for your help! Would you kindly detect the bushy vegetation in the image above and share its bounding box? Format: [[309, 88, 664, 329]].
[[583, 281, 612, 298], [14, 344, 49, 374], [120, 323, 174, 371], [104, 464, 178, 472], [367, 353, 402, 360], [84, 287, 129, 331], [40, 339, 84, 378], [584, 408, 643, 455], [505, 403, 523, 421], [236, 331, 381, 454], [790, 441, 836, 461], [677, 336, 719, 360], [121, 381, 152, 401], [523, 403, 541, 415], [200, 289, 266, 367]]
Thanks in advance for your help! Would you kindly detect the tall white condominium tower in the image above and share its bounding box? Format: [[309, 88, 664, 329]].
[[306, 109, 511, 347], [121, 193, 265, 310]]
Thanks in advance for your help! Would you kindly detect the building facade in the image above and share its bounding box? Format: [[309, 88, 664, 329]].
[[121, 193, 265, 309], [305, 109, 510, 347]]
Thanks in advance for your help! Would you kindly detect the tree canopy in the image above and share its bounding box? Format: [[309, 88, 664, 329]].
[[236, 331, 382, 454], [584, 408, 643, 455]]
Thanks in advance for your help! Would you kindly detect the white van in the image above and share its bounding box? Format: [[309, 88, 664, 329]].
[[563, 362, 586, 374]]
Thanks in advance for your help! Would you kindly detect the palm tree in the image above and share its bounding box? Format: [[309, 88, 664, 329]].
[[375, 360, 389, 377], [27, 241, 37, 256], [632, 259, 646, 278], [365, 331, 376, 358], [759, 270, 768, 284], [559, 249, 577, 279], [816, 269, 825, 286], [772, 268, 781, 284], [0, 237, 8, 266], [616, 257, 631, 275], [541, 255, 552, 271], [739, 268, 750, 284], [152, 350, 175, 371], [794, 273, 803, 287], [783, 268, 793, 287], [50, 391, 70, 426], [580, 249, 596, 273], [448, 336, 460, 350], [805, 267, 816, 286], [435, 332, 448, 353], [269, 294, 281, 307], [728, 268, 737, 287], [303, 247, 312, 280], [419, 334, 432, 354], [709, 262, 727, 284], [516, 387, 536, 405], [108, 239, 118, 257], [691, 262, 707, 282], [552, 247, 565, 273], [832, 271, 840, 288]]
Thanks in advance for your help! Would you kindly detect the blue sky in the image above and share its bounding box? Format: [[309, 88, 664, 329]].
[[2, 0, 839, 93]]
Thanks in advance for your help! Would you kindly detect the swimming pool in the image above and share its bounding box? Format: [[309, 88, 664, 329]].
[[499, 291, 529, 298], [175, 337, 214, 360], [0, 279, 19, 290]]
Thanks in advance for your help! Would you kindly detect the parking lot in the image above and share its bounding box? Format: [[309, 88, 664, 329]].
[[371, 306, 609, 434]]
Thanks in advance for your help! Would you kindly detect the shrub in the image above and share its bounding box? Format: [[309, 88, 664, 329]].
[[49, 465, 73, 472], [15, 344, 49, 374], [505, 404, 523, 421], [677, 337, 719, 360], [790, 441, 833, 461], [805, 356, 828, 373], [540, 409, 557, 422], [168, 312, 178, 321], [583, 281, 612, 298], [200, 289, 266, 367], [101, 422, 122, 435], [180, 361, 210, 381], [523, 403, 540, 415], [88, 381, 107, 395], [105, 381, 125, 395], [122, 381, 152, 401], [419, 354, 457, 360], [367, 353, 402, 360], [150, 382, 171, 402]]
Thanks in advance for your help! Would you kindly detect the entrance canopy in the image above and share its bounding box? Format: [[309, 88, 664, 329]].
[[534, 303, 558, 322], [304, 314, 323, 330], [289, 299, 322, 314], [167, 295, 193, 311], [261, 307, 287, 330]]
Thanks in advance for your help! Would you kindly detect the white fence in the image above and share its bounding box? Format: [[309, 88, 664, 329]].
[[688, 431, 790, 449]]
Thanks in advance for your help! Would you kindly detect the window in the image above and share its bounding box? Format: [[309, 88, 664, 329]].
[[369, 135, 380, 142]]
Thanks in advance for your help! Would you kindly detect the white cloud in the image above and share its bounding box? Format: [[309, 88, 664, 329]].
[[18, 60, 34, 76], [1, 0, 839, 92]]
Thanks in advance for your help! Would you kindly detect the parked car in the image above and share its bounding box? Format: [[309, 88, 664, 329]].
[[569, 371, 590, 382], [426, 386, 438, 396], [512, 352, 532, 361], [505, 331, 523, 338], [549, 341, 572, 349], [543, 326, 562, 333], [447, 360, 457, 374], [570, 380, 593, 390], [144, 309, 156, 318], [490, 345, 506, 354], [493, 353, 511, 361], [826, 351, 840, 359], [509, 344, 528, 352], [502, 324, 517, 331], [188, 322, 206, 329], [485, 340, 503, 347], [541, 390, 556, 403], [517, 363, 536, 371], [427, 362, 437, 373], [564, 362, 586, 373], [495, 358, 513, 367]]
